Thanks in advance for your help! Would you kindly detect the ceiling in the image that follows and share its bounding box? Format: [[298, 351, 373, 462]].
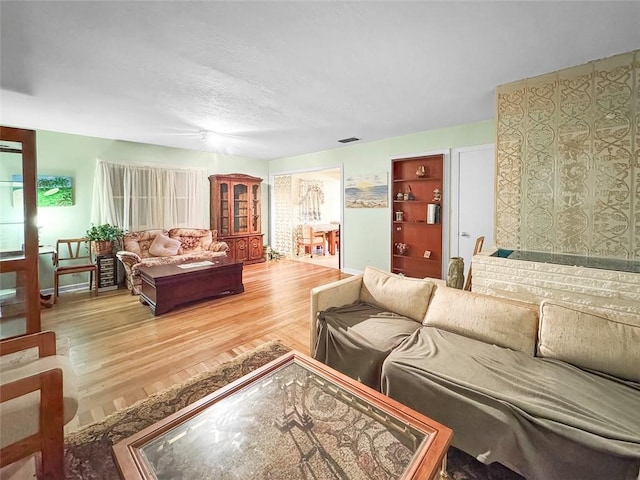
[[1, 2, 639, 161]]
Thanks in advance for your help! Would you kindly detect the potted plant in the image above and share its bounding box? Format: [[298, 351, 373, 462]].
[[86, 223, 125, 255]]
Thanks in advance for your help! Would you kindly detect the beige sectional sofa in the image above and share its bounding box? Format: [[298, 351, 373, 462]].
[[310, 267, 640, 480], [116, 228, 229, 294]]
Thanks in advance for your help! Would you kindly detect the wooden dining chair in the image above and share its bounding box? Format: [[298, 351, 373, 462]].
[[330, 221, 340, 253], [53, 238, 98, 303], [464, 236, 485, 292], [296, 225, 326, 258]]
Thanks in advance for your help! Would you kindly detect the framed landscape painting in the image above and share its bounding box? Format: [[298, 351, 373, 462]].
[[12, 175, 74, 207], [345, 172, 388, 208]]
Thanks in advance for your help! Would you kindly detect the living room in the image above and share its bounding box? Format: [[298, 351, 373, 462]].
[[1, 2, 639, 479]]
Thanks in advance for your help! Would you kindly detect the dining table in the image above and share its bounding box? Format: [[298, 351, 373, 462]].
[[311, 223, 340, 255]]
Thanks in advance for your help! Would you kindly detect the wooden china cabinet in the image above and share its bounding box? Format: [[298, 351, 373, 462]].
[[391, 154, 444, 279], [0, 126, 40, 338], [209, 173, 265, 264]]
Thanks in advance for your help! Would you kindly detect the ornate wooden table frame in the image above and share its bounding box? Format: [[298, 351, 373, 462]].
[[113, 351, 453, 479]]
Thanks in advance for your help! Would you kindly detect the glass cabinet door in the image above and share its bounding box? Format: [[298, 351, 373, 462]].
[[0, 143, 25, 256], [218, 182, 230, 236], [233, 183, 248, 234], [0, 127, 40, 338], [251, 184, 260, 233]]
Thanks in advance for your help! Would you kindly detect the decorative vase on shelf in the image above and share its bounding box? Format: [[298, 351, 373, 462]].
[[395, 243, 409, 255], [416, 165, 426, 178], [396, 192, 404, 200], [406, 185, 414, 200], [446, 257, 465, 289]]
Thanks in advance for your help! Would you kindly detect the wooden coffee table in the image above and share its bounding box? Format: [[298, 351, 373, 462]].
[[138, 258, 244, 315], [113, 351, 453, 479]]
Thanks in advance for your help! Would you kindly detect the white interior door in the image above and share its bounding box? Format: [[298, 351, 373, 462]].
[[452, 145, 495, 280]]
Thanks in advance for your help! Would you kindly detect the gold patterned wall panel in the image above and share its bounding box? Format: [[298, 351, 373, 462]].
[[496, 80, 526, 250], [523, 72, 557, 252], [557, 63, 593, 255], [496, 50, 639, 260], [592, 53, 635, 258], [635, 52, 640, 259]]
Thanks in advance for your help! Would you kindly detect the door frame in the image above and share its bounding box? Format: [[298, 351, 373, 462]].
[[268, 165, 343, 269], [450, 143, 495, 259]]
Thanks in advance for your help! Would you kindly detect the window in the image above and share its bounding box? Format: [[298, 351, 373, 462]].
[[91, 160, 207, 231]]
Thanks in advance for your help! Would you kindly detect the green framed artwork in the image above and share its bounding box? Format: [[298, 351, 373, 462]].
[[12, 175, 74, 206]]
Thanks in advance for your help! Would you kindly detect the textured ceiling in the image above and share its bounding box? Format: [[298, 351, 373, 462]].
[[1, 1, 639, 160]]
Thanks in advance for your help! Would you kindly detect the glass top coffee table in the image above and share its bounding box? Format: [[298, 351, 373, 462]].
[[113, 351, 453, 480]]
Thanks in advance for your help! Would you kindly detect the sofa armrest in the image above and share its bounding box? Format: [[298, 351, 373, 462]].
[[0, 331, 56, 358], [116, 250, 142, 266], [209, 241, 230, 253], [309, 274, 363, 356]]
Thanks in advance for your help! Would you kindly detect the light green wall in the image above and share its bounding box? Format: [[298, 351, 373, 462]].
[[268, 120, 495, 274], [34, 129, 267, 288], [31, 120, 494, 287]]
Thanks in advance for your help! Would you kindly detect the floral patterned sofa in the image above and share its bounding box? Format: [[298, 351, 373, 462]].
[[116, 228, 229, 294]]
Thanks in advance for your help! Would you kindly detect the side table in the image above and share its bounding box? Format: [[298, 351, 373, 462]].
[[96, 254, 118, 292]]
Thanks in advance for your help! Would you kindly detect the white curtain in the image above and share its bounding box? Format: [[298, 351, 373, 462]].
[[298, 179, 324, 223], [91, 160, 207, 231]]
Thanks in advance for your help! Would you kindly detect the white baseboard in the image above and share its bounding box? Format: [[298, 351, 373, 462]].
[[40, 282, 91, 296]]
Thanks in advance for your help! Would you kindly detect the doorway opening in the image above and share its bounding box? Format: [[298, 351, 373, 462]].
[[270, 167, 342, 270]]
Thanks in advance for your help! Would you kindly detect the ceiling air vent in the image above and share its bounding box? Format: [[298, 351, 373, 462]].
[[337, 137, 360, 144]]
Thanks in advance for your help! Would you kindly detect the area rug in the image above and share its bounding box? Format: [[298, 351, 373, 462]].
[[64, 341, 522, 480]]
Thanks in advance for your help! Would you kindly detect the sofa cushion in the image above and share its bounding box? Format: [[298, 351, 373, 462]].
[[134, 251, 228, 273], [359, 267, 435, 322], [124, 239, 142, 256], [423, 287, 539, 355], [148, 234, 181, 257], [168, 228, 213, 255], [538, 301, 640, 382], [123, 229, 168, 259], [381, 326, 640, 480]]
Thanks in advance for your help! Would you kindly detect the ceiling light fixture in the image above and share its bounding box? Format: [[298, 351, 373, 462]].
[[338, 137, 360, 144], [199, 130, 224, 147]]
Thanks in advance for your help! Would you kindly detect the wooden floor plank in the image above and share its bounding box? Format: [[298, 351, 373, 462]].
[[37, 259, 348, 433]]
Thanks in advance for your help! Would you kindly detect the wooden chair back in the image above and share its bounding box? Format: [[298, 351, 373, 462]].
[[53, 238, 98, 303], [464, 236, 485, 291], [55, 238, 93, 265], [296, 225, 326, 257], [0, 331, 72, 480]]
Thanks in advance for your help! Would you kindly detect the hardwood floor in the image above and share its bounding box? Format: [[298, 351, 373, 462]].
[[41, 259, 349, 434]]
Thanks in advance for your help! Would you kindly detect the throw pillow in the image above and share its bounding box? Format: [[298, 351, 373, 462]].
[[167, 228, 212, 254], [124, 240, 141, 256], [148, 234, 181, 257], [538, 300, 640, 382], [423, 287, 539, 355], [359, 267, 435, 322]]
